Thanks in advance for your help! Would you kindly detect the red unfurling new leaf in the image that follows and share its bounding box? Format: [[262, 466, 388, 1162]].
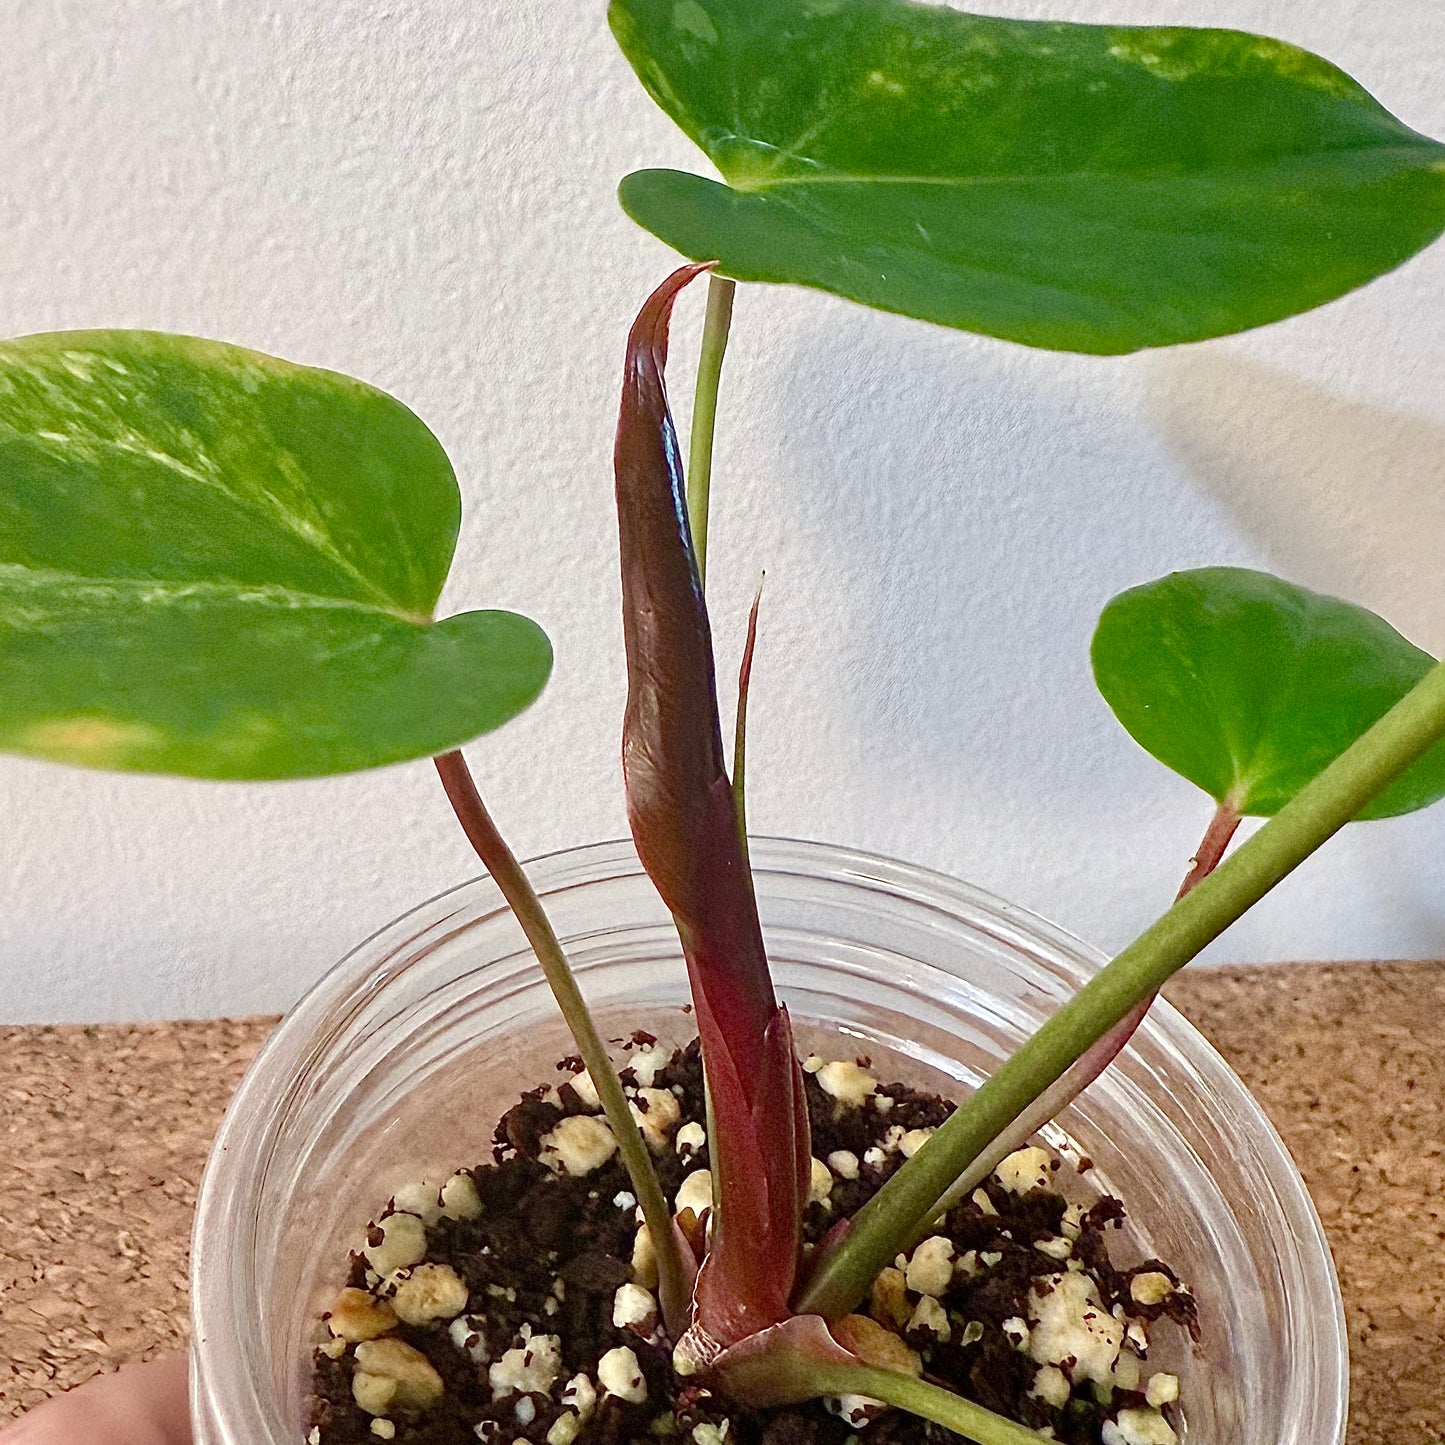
[[615, 264, 808, 1359]]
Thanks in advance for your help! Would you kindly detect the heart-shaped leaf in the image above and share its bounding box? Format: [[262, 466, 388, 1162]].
[[612, 0, 1445, 353], [1092, 567, 1445, 819], [0, 331, 552, 779]]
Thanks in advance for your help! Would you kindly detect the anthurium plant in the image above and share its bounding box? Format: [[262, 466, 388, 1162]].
[[6, 3, 1445, 1441]]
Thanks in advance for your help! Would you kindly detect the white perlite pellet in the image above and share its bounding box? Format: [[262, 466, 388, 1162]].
[[390, 1181, 443, 1226], [631, 1087, 682, 1151], [598, 1345, 648, 1403], [513, 1398, 536, 1427], [905, 1235, 955, 1297], [370, 1421, 396, 1440], [1146, 1373, 1180, 1408], [899, 1128, 934, 1158], [561, 1372, 597, 1419], [390, 1263, 469, 1326], [539, 1115, 617, 1176], [1030, 1364, 1071, 1409], [488, 1325, 563, 1400], [448, 1315, 489, 1364], [1111, 1351, 1142, 1392], [816, 1060, 877, 1107], [612, 1282, 658, 1334], [994, 1146, 1053, 1195], [1130, 1271, 1175, 1306], [1027, 1271, 1125, 1385], [827, 1149, 859, 1180], [363, 1213, 427, 1277], [440, 1171, 483, 1221], [631, 1223, 659, 1289], [907, 1294, 950, 1342], [675, 1168, 713, 1219], [827, 1394, 882, 1427], [692, 1423, 730, 1445], [628, 1043, 667, 1087], [1102, 1408, 1178, 1445], [675, 1121, 706, 1158], [809, 1157, 834, 1205], [566, 1068, 602, 1110], [1002, 1316, 1031, 1351], [351, 1338, 444, 1414], [547, 1412, 583, 1445]]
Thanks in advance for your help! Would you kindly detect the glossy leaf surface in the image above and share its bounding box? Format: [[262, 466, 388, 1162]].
[[613, 0, 1445, 353], [0, 331, 551, 779], [1092, 567, 1445, 819]]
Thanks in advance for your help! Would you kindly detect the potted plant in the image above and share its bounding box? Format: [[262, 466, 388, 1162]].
[[4, 2, 1445, 1443]]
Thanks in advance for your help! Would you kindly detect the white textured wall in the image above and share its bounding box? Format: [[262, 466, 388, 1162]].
[[4, 0, 1445, 1022]]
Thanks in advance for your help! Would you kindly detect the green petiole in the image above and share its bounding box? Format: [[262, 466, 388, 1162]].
[[434, 751, 692, 1334], [685, 273, 736, 585], [797, 659, 1445, 1318], [810, 1365, 1050, 1445]]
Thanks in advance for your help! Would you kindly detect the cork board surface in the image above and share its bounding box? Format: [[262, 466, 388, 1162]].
[[1163, 962, 1445, 1445], [0, 962, 1440, 1443]]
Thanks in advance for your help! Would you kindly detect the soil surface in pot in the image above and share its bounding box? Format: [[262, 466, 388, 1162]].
[[308, 1039, 1197, 1445]]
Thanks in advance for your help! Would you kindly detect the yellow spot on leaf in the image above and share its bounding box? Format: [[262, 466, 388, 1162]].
[[1106, 28, 1357, 97], [672, 0, 717, 46], [25, 716, 161, 765]]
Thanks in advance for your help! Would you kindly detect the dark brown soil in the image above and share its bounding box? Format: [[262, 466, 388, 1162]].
[[308, 1041, 1195, 1445]]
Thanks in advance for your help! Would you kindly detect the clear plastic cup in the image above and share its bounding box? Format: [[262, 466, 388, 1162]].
[[190, 837, 1347, 1445]]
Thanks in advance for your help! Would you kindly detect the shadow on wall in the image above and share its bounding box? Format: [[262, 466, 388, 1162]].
[[740, 303, 1180, 900], [1146, 348, 1445, 654], [1146, 346, 1445, 953], [737, 312, 1445, 954]]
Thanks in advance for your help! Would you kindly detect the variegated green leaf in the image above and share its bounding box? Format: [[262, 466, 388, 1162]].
[[0, 331, 551, 779], [613, 0, 1445, 353]]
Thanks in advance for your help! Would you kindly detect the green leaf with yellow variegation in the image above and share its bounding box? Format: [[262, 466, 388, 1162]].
[[613, 0, 1445, 353], [0, 331, 551, 779]]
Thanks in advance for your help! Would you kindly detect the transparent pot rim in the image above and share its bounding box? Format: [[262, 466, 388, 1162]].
[[191, 834, 1348, 1443]]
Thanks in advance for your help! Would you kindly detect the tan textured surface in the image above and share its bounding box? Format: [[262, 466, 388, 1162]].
[[1166, 962, 1445, 1445], [0, 1018, 274, 1417], [0, 964, 1440, 1442]]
